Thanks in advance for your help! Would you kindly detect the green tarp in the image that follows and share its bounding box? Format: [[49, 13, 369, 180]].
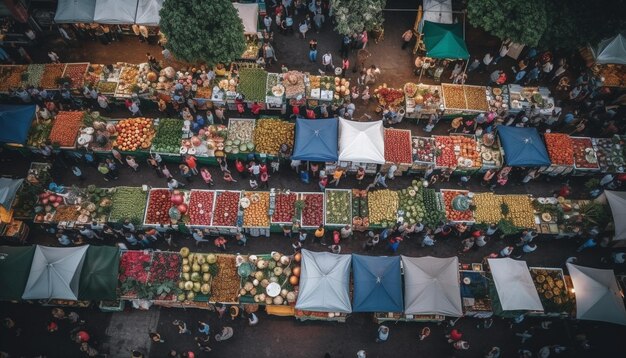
[[78, 246, 120, 300], [0, 246, 35, 300], [423, 20, 470, 59]]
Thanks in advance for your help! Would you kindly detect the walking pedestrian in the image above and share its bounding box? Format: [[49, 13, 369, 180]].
[[185, 154, 198, 175], [322, 51, 333, 73], [446, 329, 463, 343], [500, 245, 514, 257], [214, 236, 227, 251], [309, 39, 318, 62], [376, 325, 389, 343], [329, 167, 345, 187], [200, 167, 214, 186], [313, 225, 325, 244], [577, 237, 597, 252], [97, 162, 112, 181], [149, 332, 165, 343], [193, 230, 209, 246], [401, 29, 413, 50], [198, 321, 210, 335], [179, 164, 193, 182], [48, 51, 60, 63], [167, 178, 184, 190], [72, 166, 85, 182], [126, 155, 139, 172]]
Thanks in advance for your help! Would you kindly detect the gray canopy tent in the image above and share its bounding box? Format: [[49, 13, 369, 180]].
[[94, 0, 138, 24], [54, 0, 96, 23]]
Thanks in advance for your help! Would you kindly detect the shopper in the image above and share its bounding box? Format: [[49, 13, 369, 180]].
[[376, 325, 389, 343], [200, 167, 214, 186], [185, 154, 198, 175], [309, 39, 318, 62], [126, 156, 139, 172], [401, 29, 413, 50]]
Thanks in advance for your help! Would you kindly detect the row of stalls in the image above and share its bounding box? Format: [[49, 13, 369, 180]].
[[2, 246, 625, 327]]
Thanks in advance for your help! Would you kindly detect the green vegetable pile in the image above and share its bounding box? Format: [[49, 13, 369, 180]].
[[238, 68, 268, 102], [422, 188, 446, 227], [325, 190, 351, 225], [109, 186, 148, 225], [152, 118, 183, 154], [398, 180, 426, 225]]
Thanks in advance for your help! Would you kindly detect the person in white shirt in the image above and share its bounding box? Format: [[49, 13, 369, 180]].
[[322, 52, 333, 72], [493, 43, 510, 64], [480, 52, 493, 73], [167, 178, 184, 190], [422, 231, 436, 247], [612, 252, 625, 264], [58, 26, 71, 41], [129, 101, 142, 116], [475, 235, 488, 247], [263, 15, 272, 32], [340, 225, 353, 239], [79, 227, 101, 240], [48, 51, 60, 63]]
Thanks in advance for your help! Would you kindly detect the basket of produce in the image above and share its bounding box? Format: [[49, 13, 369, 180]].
[[151, 118, 183, 154], [283, 71, 305, 99], [109, 186, 147, 224], [226, 118, 255, 154], [238, 68, 268, 102], [242, 191, 270, 228], [48, 111, 84, 148], [397, 181, 425, 226], [113, 118, 155, 152]]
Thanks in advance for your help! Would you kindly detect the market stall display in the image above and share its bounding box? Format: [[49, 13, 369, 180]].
[[434, 136, 456, 167], [422, 188, 446, 228], [226, 118, 255, 154], [434, 135, 481, 169], [115, 63, 140, 97], [211, 254, 240, 303], [397, 181, 426, 225], [109, 186, 148, 224], [442, 84, 489, 112], [333, 77, 350, 102], [147, 251, 181, 299], [178, 249, 218, 302], [119, 250, 151, 296], [486, 86, 509, 112], [97, 81, 118, 95], [188, 190, 215, 226], [239, 252, 298, 306], [212, 191, 241, 227], [374, 85, 404, 108], [441, 83, 466, 110], [27, 118, 53, 148], [144, 189, 174, 225], [271, 192, 298, 224], [253, 118, 294, 155], [40, 64, 65, 89], [242, 191, 270, 228], [134, 63, 156, 95], [307, 75, 322, 99], [508, 85, 556, 115], [384, 129, 412, 164], [543, 133, 574, 166], [501, 195, 535, 228], [571, 137, 600, 170], [151, 118, 183, 154], [265, 73, 284, 104], [23, 64, 44, 87], [301, 193, 324, 228], [283, 71, 305, 99], [62, 63, 89, 88], [84, 64, 104, 87], [460, 270, 492, 317], [0, 65, 26, 92], [237, 68, 267, 102], [529, 267, 573, 314], [48, 111, 84, 148], [112, 118, 155, 152], [441, 189, 474, 222], [404, 83, 442, 116], [472, 193, 503, 224], [464, 85, 489, 111], [477, 133, 503, 170], [351, 190, 369, 230], [367, 189, 399, 226], [181, 124, 228, 157], [592, 136, 625, 173], [324, 189, 352, 226], [411, 136, 436, 167]]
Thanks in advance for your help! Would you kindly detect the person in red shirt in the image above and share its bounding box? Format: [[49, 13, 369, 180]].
[[251, 102, 262, 117], [235, 158, 246, 178], [555, 183, 570, 198], [185, 154, 198, 175], [260, 172, 270, 189], [446, 329, 462, 343], [333, 230, 340, 245]]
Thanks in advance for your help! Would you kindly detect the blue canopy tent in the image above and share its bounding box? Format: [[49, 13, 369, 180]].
[[352, 254, 403, 312], [497, 126, 551, 167], [0, 105, 36, 145], [292, 117, 338, 162]]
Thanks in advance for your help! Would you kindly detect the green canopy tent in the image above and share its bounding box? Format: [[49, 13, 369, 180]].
[[0, 246, 35, 300], [78, 246, 120, 300], [422, 20, 469, 59]]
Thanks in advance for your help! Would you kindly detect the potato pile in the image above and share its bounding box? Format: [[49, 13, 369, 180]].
[[472, 193, 503, 224], [501, 195, 535, 228], [254, 119, 294, 155], [368, 189, 399, 224]]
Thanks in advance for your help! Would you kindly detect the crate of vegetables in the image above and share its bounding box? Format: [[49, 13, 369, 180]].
[[113, 118, 156, 152], [450, 134, 482, 169], [144, 188, 186, 226], [300, 192, 324, 228], [384, 128, 413, 165], [211, 190, 242, 228], [109, 186, 148, 224], [188, 190, 215, 227], [592, 136, 625, 173], [324, 189, 352, 227], [226, 118, 255, 154], [0, 65, 27, 92], [48, 111, 84, 148], [434, 136, 457, 168], [241, 191, 270, 228], [238, 68, 268, 102], [441, 189, 475, 223], [543, 133, 574, 167], [62, 62, 90, 89], [368, 189, 399, 226], [412, 136, 436, 165], [151, 118, 183, 155], [571, 137, 600, 171], [40, 63, 66, 89], [254, 118, 294, 155], [271, 191, 299, 225]]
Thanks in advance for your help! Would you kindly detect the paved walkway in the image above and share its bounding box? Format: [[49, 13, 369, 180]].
[[102, 308, 161, 357]]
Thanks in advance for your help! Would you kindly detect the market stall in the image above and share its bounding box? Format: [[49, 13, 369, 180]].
[[605, 190, 626, 241], [134, 0, 163, 26], [571, 137, 600, 175], [295, 250, 351, 321], [0, 246, 35, 301], [460, 269, 493, 318], [422, 21, 469, 61], [324, 189, 352, 228], [528, 267, 574, 317], [441, 189, 475, 223], [270, 191, 299, 229], [566, 263, 626, 326], [488, 258, 543, 314], [477, 133, 503, 172], [592, 135, 625, 173], [54, 0, 96, 23], [486, 85, 510, 113], [237, 68, 267, 104], [238, 252, 300, 306], [402, 256, 462, 318], [409, 136, 436, 172], [241, 191, 271, 233], [433, 134, 481, 173], [0, 104, 36, 146], [265, 73, 284, 109], [334, 118, 384, 174], [292, 117, 338, 162], [300, 192, 324, 229], [232, 2, 259, 35], [93, 0, 138, 24], [384, 128, 413, 168], [403, 83, 442, 120], [253, 118, 294, 156], [352, 254, 403, 314], [590, 33, 626, 88], [496, 126, 551, 167], [508, 85, 559, 116], [0, 178, 29, 242], [540, 133, 575, 176], [441, 84, 488, 112], [226, 118, 256, 156]]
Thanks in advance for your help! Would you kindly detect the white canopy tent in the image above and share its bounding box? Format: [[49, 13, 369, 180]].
[[94, 0, 138, 25], [134, 0, 163, 26], [419, 0, 453, 31], [488, 258, 543, 312], [402, 256, 463, 316], [232, 2, 259, 35], [567, 263, 626, 326], [54, 0, 96, 23], [22, 245, 89, 300], [338, 118, 385, 164], [605, 190, 626, 240], [593, 33, 626, 65], [295, 250, 352, 313]]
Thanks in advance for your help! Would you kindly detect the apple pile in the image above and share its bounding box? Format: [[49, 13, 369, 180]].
[[145, 189, 173, 224], [212, 191, 240, 227], [301, 193, 324, 227], [188, 190, 215, 226], [38, 192, 64, 208], [113, 118, 155, 152], [272, 192, 298, 223], [434, 136, 457, 167], [384, 129, 413, 164]]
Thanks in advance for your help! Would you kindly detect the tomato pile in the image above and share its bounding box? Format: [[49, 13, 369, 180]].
[[571, 137, 599, 169], [113, 118, 155, 152], [434, 136, 457, 167], [374, 86, 404, 107], [272, 192, 298, 223], [301, 193, 324, 227], [62, 63, 88, 88], [544, 133, 574, 165], [213, 191, 240, 227], [48, 111, 84, 147], [188, 190, 215, 226], [384, 129, 413, 164], [40, 64, 65, 89], [442, 190, 474, 222], [145, 189, 172, 224]]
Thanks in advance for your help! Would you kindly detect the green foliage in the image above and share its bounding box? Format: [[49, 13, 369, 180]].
[[584, 178, 600, 190], [332, 0, 387, 35], [497, 218, 520, 236], [468, 0, 547, 46], [159, 0, 246, 65]]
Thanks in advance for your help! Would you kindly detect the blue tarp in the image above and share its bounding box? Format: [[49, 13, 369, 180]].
[[0, 105, 36, 145], [352, 254, 403, 312], [292, 117, 338, 162], [497, 126, 551, 167]]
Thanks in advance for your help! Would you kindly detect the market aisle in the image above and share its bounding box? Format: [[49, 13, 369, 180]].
[[102, 308, 161, 357]]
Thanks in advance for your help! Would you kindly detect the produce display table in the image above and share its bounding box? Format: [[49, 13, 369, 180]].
[[441, 84, 489, 112], [533, 197, 591, 237], [403, 83, 442, 119], [477, 134, 503, 172], [485, 85, 509, 113], [460, 270, 493, 318], [433, 134, 482, 173], [324, 189, 352, 227], [300, 192, 325, 229], [384, 128, 413, 165], [508, 85, 559, 116], [592, 136, 625, 173], [540, 133, 575, 176], [440, 189, 475, 224], [528, 267, 573, 317], [295, 310, 347, 322], [570, 137, 600, 175], [265, 72, 285, 106]]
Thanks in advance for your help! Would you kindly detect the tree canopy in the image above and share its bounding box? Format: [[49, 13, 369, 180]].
[[468, 0, 626, 49], [332, 0, 387, 35], [159, 0, 246, 65]]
